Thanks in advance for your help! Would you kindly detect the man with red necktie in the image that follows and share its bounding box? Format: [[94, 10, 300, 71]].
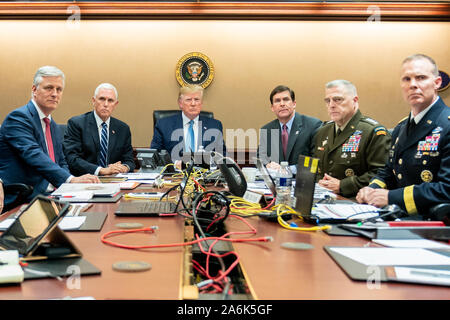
[[0, 66, 99, 209], [258, 85, 322, 175]]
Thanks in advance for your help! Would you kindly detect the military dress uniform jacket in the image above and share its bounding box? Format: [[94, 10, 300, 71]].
[[313, 109, 391, 197], [369, 98, 450, 215]]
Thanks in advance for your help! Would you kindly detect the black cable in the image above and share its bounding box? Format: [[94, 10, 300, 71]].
[[191, 191, 232, 276]]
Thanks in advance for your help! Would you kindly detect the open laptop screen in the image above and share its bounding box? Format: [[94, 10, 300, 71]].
[[255, 158, 277, 197], [0, 196, 70, 255]]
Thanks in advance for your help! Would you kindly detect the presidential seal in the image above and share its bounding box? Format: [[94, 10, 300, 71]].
[[420, 170, 433, 183], [175, 52, 214, 88]]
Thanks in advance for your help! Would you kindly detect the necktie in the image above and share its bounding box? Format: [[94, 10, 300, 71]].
[[188, 120, 195, 152], [99, 122, 108, 168], [334, 128, 342, 143], [408, 120, 416, 136], [43, 117, 55, 162], [282, 124, 288, 158]]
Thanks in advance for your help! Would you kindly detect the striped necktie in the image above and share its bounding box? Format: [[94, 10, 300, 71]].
[[99, 122, 108, 167]]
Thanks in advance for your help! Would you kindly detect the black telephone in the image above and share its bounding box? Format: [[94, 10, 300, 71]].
[[213, 153, 247, 197], [136, 148, 174, 172]]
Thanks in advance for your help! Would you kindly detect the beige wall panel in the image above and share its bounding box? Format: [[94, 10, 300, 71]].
[[0, 20, 448, 148]]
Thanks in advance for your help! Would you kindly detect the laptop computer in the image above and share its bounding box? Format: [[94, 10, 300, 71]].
[[294, 155, 320, 222], [294, 155, 380, 224], [0, 196, 81, 260], [255, 158, 277, 198], [114, 160, 195, 217]]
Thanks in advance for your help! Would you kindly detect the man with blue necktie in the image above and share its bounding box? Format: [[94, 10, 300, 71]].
[[151, 85, 226, 166], [0, 66, 99, 208], [63, 83, 135, 176]]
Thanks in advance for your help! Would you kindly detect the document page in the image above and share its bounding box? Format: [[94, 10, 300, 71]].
[[329, 247, 450, 266]]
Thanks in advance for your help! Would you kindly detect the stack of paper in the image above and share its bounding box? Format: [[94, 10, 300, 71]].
[[314, 203, 379, 220], [53, 183, 120, 197], [56, 191, 94, 201], [0, 250, 24, 284]]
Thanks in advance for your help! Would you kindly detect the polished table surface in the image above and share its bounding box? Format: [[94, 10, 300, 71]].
[[0, 187, 449, 300], [0, 199, 186, 300], [226, 216, 450, 300]]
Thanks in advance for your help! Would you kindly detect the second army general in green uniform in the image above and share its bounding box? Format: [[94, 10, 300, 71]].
[[313, 80, 391, 198]]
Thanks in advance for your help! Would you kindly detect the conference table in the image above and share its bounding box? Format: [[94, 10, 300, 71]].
[[0, 183, 448, 300]]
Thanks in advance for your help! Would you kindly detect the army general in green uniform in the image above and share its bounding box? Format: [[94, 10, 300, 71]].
[[313, 80, 391, 198]]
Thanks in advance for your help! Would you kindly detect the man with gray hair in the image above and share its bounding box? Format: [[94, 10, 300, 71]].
[[63, 83, 135, 176], [0, 66, 99, 208], [313, 79, 391, 198]]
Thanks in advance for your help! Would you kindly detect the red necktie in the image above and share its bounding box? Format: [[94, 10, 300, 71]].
[[282, 124, 288, 158], [43, 117, 55, 162]]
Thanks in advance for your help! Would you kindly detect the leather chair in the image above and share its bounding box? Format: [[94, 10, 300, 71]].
[[427, 203, 450, 226], [2, 183, 33, 214], [153, 110, 214, 128]]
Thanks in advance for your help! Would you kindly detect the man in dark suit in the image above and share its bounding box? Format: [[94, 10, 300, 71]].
[[258, 85, 322, 174], [313, 80, 391, 198], [151, 85, 226, 165], [0, 66, 99, 207], [357, 54, 450, 215], [63, 83, 135, 176], [0, 179, 3, 213]]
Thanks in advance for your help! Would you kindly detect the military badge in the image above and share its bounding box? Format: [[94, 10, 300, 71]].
[[417, 133, 440, 153], [342, 131, 362, 152], [345, 168, 355, 177], [420, 170, 433, 183], [175, 52, 214, 88]]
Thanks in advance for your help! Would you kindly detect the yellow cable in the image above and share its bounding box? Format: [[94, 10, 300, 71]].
[[275, 204, 331, 232]]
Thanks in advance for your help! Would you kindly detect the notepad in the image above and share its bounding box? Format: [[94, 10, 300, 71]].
[[0, 251, 24, 284]]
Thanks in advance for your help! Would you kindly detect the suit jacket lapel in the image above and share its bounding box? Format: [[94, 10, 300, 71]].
[[286, 114, 302, 160], [27, 102, 48, 153], [88, 111, 101, 152], [108, 118, 117, 157], [50, 119, 60, 163]]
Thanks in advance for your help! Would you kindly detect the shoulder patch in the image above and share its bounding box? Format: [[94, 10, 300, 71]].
[[374, 126, 387, 136], [362, 117, 379, 126]]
